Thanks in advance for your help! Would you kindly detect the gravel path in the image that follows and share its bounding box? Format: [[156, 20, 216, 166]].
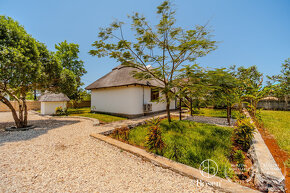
[[185, 115, 236, 126], [0, 112, 222, 193]]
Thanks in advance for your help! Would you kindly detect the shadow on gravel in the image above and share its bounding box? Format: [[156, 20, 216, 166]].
[[0, 119, 80, 146]]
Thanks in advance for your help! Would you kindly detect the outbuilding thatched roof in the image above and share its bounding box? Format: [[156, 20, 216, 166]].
[[260, 96, 279, 101], [85, 65, 164, 90], [39, 92, 70, 102]]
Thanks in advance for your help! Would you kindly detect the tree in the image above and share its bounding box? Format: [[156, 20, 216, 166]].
[[0, 16, 61, 128], [89, 1, 217, 122], [176, 64, 208, 116], [231, 65, 271, 117], [55, 40, 86, 101], [267, 58, 290, 109], [207, 68, 239, 125]]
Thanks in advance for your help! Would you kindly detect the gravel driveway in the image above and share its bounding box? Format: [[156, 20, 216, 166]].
[[0, 112, 221, 193]]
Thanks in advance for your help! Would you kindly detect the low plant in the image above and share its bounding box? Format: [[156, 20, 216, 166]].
[[112, 127, 130, 141], [234, 118, 255, 151], [233, 150, 245, 172], [55, 106, 68, 116], [164, 133, 188, 163], [145, 118, 165, 154]]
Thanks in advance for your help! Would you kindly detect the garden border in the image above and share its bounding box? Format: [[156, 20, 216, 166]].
[[243, 109, 285, 192]]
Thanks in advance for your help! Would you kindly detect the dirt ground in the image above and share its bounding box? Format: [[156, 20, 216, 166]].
[[257, 127, 289, 192]]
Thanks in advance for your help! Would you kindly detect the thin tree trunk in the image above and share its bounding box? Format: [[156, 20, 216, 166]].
[[23, 99, 28, 127], [179, 97, 182, 121], [0, 96, 22, 128], [18, 101, 24, 127], [34, 89, 37, 101], [226, 103, 231, 126], [165, 93, 171, 123], [285, 95, 288, 110], [190, 98, 193, 116]]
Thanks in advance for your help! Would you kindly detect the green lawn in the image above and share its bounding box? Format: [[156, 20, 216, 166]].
[[67, 107, 126, 123], [191, 108, 238, 119], [260, 110, 290, 166], [127, 119, 234, 178]]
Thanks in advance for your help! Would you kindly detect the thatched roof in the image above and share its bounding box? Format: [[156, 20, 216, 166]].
[[39, 92, 70, 102], [85, 65, 164, 90], [260, 96, 279, 101]]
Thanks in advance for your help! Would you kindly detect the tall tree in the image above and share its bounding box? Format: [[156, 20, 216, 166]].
[[207, 68, 239, 125], [0, 16, 61, 128], [89, 1, 217, 122], [176, 64, 208, 116], [267, 58, 290, 109], [231, 65, 271, 117], [55, 40, 86, 101]]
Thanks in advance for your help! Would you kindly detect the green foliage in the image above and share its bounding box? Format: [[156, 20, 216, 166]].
[[267, 58, 290, 102], [0, 15, 61, 128], [233, 150, 245, 172], [234, 118, 256, 151], [145, 118, 165, 154], [66, 107, 126, 123], [89, 1, 217, 122], [176, 64, 209, 114], [231, 65, 271, 117], [55, 40, 86, 100], [127, 120, 234, 178], [163, 133, 188, 163]]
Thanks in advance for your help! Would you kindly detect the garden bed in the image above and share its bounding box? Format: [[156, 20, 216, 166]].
[[106, 117, 256, 189]]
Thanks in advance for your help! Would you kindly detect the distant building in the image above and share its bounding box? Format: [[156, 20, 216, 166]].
[[39, 92, 70, 115]]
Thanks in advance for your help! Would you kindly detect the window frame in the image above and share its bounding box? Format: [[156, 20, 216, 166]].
[[150, 87, 159, 102]]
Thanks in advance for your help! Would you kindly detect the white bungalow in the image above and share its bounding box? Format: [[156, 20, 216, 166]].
[[39, 92, 70, 115], [85, 65, 176, 118]]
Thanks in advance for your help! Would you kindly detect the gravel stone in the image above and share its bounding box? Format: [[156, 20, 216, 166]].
[[185, 115, 236, 126], [0, 112, 222, 193]]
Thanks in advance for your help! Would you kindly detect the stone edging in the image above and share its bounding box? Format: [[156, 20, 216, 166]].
[[29, 110, 100, 126], [90, 133, 260, 193], [243, 109, 285, 192]]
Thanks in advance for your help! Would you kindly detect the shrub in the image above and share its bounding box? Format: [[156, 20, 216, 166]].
[[234, 118, 256, 151], [55, 106, 68, 116], [112, 127, 130, 141], [145, 118, 165, 154], [233, 150, 245, 172]]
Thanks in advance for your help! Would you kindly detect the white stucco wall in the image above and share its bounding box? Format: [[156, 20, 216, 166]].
[[90, 85, 176, 116], [143, 87, 176, 112], [41, 102, 67, 115]]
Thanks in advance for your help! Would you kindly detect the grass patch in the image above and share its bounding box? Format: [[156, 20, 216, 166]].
[[67, 107, 126, 123], [192, 108, 238, 119], [127, 119, 234, 178], [260, 110, 290, 165]]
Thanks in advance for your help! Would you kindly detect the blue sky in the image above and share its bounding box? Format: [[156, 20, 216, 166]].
[[1, 0, 289, 87]]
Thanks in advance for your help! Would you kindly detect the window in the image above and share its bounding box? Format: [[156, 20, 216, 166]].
[[151, 88, 159, 101]]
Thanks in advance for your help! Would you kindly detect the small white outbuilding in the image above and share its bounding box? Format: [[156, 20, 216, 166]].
[[39, 92, 70, 115], [85, 64, 177, 118]]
